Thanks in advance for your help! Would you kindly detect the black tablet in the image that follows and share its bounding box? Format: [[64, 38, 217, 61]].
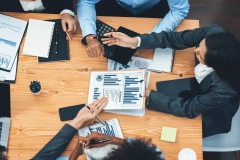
[[104, 26, 140, 65]]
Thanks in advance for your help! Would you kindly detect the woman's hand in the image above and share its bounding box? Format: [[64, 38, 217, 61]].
[[70, 97, 108, 130], [101, 32, 139, 48]]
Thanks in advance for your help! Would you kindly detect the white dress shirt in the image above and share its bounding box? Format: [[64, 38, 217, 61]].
[[194, 63, 214, 84], [19, 0, 74, 16]]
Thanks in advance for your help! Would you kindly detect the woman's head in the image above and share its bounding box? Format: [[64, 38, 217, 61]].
[[103, 138, 163, 160], [194, 32, 240, 93]]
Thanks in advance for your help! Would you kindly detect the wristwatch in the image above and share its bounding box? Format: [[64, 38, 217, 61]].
[[81, 35, 98, 45]]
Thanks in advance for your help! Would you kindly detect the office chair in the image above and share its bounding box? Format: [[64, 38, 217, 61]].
[[203, 102, 240, 159]]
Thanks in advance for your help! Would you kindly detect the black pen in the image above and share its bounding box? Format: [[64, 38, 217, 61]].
[[86, 106, 107, 126], [90, 138, 112, 145], [54, 28, 58, 54]]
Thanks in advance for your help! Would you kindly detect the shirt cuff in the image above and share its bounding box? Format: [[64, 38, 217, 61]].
[[131, 37, 141, 49], [60, 9, 75, 16]]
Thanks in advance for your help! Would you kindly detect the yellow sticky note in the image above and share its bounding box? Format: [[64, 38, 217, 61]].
[[161, 126, 177, 142]]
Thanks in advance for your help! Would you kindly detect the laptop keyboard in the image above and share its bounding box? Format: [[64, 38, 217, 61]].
[[0, 122, 2, 140]]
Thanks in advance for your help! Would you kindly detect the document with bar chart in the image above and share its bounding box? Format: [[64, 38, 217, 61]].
[[78, 118, 123, 160], [88, 70, 146, 110]]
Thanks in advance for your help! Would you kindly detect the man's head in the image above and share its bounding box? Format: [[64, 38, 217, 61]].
[[103, 138, 164, 160], [0, 145, 7, 160]]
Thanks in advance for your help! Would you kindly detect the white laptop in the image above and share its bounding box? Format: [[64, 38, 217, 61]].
[[0, 83, 11, 147]]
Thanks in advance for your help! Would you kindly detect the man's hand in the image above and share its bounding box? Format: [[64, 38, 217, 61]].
[[69, 140, 85, 160], [102, 32, 138, 48], [86, 35, 104, 57], [61, 13, 77, 39], [69, 97, 108, 130]]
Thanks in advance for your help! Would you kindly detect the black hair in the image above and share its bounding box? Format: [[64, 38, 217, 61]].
[[103, 138, 164, 160], [0, 145, 7, 160], [205, 32, 240, 94]]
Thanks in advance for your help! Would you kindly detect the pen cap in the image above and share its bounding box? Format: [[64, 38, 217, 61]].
[[178, 148, 197, 160]]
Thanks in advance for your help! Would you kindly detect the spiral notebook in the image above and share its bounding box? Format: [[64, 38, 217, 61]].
[[22, 19, 55, 58], [38, 19, 70, 62]]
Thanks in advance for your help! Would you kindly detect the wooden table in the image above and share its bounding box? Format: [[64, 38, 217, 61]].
[[3, 12, 202, 160]]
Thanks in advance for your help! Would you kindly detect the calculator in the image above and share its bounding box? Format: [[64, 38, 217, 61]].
[[96, 19, 116, 37], [96, 19, 116, 58]]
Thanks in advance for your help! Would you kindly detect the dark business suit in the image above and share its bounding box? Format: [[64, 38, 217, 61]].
[[0, 0, 73, 14], [138, 24, 240, 137], [31, 124, 77, 160]]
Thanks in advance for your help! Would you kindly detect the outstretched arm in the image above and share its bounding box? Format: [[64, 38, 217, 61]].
[[31, 97, 108, 160], [102, 24, 225, 50]]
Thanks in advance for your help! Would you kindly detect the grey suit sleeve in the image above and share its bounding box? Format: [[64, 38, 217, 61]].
[[31, 124, 77, 160], [138, 24, 225, 50], [147, 81, 238, 119]]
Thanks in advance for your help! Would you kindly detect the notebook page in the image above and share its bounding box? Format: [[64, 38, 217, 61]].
[[23, 19, 55, 58]]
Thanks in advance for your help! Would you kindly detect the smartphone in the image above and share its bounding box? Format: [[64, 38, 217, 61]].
[[59, 104, 85, 121]]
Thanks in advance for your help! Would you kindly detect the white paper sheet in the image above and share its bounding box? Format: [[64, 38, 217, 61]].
[[152, 48, 174, 72], [78, 118, 124, 160], [0, 53, 18, 82], [0, 14, 27, 71], [88, 70, 145, 110], [108, 56, 151, 88]]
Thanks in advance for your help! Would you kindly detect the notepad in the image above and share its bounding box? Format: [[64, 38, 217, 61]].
[[152, 48, 175, 72], [23, 19, 55, 58], [161, 126, 177, 142]]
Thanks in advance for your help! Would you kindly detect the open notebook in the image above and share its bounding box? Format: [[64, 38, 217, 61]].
[[23, 19, 55, 58], [78, 118, 124, 160]]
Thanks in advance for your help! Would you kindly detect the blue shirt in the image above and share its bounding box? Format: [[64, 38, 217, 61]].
[[77, 0, 190, 37]]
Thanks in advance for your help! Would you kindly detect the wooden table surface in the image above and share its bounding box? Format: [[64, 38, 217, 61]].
[[3, 12, 202, 160]]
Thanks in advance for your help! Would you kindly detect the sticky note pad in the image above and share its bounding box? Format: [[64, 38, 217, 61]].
[[161, 126, 177, 142]]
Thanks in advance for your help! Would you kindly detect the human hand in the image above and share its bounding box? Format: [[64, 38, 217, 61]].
[[101, 32, 139, 48], [86, 35, 104, 57], [69, 140, 85, 160], [70, 97, 108, 130], [61, 13, 77, 39], [80, 131, 124, 149]]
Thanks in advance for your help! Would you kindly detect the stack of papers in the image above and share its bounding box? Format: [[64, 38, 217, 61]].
[[0, 14, 27, 83]]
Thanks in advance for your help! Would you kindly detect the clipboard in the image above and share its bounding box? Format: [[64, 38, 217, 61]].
[[88, 69, 146, 111]]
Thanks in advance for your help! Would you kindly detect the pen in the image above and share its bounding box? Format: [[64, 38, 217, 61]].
[[54, 28, 58, 54], [139, 68, 163, 73], [86, 106, 107, 126], [66, 31, 72, 41], [90, 138, 112, 145]]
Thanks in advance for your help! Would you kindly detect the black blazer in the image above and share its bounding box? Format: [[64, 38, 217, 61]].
[[0, 0, 73, 14], [139, 24, 240, 138]]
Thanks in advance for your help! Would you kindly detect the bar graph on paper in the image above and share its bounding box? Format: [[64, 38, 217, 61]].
[[78, 118, 124, 138], [88, 71, 145, 109]]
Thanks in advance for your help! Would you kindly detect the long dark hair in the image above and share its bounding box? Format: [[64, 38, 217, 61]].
[[205, 32, 240, 94], [103, 138, 164, 160]]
